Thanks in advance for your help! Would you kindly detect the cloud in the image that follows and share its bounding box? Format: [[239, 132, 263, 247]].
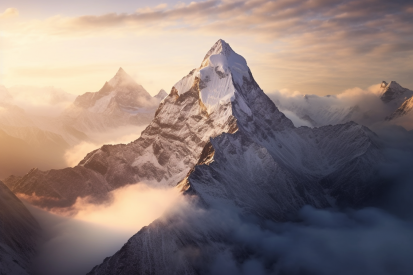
[[2, 0, 413, 96], [208, 206, 413, 275], [0, 8, 18, 19], [79, 124, 413, 275], [64, 125, 147, 167], [6, 86, 76, 116], [267, 83, 413, 129], [27, 183, 183, 275]]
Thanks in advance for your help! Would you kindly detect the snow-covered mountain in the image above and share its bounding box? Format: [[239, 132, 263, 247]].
[[5, 40, 382, 223], [61, 68, 161, 133], [387, 96, 413, 120], [380, 81, 413, 107], [154, 89, 168, 100], [382, 81, 413, 121], [87, 39, 384, 275], [0, 180, 39, 275]]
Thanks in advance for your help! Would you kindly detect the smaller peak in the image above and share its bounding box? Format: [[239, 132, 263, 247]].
[[380, 80, 411, 103], [388, 81, 402, 88], [115, 67, 127, 76], [109, 67, 137, 88], [154, 89, 168, 100]]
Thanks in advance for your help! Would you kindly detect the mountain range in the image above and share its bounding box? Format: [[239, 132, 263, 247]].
[[2, 39, 408, 274], [0, 71, 164, 179]]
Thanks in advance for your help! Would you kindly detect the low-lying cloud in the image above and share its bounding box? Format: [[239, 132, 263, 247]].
[[267, 83, 413, 130], [64, 125, 147, 167], [204, 206, 413, 275], [27, 183, 182, 275], [7, 86, 75, 117], [89, 124, 412, 275]]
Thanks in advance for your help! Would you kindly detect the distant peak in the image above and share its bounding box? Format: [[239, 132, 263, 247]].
[[109, 67, 137, 87], [154, 89, 168, 100], [388, 81, 402, 89], [380, 80, 412, 103], [115, 67, 127, 76]]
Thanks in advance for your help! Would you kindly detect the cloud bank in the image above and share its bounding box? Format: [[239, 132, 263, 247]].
[[267, 82, 413, 130], [28, 183, 182, 275]]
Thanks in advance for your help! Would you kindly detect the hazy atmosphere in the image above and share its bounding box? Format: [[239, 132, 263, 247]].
[[1, 1, 412, 275], [1, 0, 413, 96]]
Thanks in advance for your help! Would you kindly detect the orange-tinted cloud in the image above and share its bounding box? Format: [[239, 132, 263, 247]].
[[2, 0, 412, 96], [0, 8, 18, 19]]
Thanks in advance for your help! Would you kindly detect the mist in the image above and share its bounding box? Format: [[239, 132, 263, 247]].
[[206, 125, 413, 275], [104, 125, 412, 275], [266, 83, 413, 130], [27, 183, 182, 275], [64, 125, 147, 167], [7, 85, 76, 117]]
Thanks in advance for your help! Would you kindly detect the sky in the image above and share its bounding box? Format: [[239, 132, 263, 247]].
[[0, 0, 412, 96]]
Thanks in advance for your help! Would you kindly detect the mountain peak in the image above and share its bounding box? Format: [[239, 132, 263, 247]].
[[201, 39, 234, 67], [173, 39, 251, 113], [154, 89, 168, 100], [108, 67, 138, 88], [380, 80, 412, 103]]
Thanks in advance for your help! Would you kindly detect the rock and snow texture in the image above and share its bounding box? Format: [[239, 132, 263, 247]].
[[387, 96, 413, 120], [380, 81, 413, 106], [0, 181, 39, 275], [61, 68, 161, 133], [381, 81, 413, 120], [87, 40, 384, 275]]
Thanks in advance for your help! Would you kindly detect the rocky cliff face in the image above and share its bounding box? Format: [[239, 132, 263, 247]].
[[87, 40, 384, 275], [0, 181, 39, 275]]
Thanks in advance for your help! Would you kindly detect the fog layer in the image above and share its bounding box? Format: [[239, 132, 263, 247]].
[[27, 183, 182, 275]]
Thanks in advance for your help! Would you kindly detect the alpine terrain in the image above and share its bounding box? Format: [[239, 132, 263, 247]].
[[36, 39, 384, 274], [6, 41, 383, 212]]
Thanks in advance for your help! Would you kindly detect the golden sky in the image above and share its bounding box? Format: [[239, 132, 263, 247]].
[[1, 0, 413, 96]]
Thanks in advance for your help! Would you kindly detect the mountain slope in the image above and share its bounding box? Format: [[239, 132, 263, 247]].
[[387, 96, 413, 120], [0, 181, 39, 275], [380, 81, 413, 107], [87, 40, 384, 275]]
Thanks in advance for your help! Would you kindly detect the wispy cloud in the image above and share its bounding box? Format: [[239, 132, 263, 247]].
[[0, 8, 18, 19], [2, 0, 412, 95]]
